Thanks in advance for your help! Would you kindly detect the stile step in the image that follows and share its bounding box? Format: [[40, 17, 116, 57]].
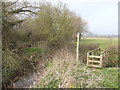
[[88, 55, 101, 58], [88, 60, 101, 63], [87, 64, 101, 68]]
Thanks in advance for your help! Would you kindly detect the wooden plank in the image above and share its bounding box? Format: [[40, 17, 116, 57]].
[[100, 51, 106, 54], [88, 55, 101, 58], [88, 60, 100, 63], [87, 54, 89, 66], [87, 48, 100, 53], [87, 64, 101, 68]]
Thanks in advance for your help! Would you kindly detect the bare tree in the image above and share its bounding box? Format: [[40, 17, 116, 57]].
[[2, 1, 38, 50]]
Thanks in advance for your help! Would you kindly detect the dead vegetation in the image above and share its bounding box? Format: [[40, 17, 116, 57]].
[[35, 48, 109, 88]]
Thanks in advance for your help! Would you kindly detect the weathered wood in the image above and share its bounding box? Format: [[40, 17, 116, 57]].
[[87, 48, 100, 53], [76, 33, 80, 62], [100, 53, 103, 67], [88, 55, 101, 58], [87, 64, 101, 68], [88, 60, 100, 63], [87, 53, 89, 66], [87, 49, 106, 68]]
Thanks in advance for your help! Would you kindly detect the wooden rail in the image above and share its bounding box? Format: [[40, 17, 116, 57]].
[[87, 48, 106, 68]]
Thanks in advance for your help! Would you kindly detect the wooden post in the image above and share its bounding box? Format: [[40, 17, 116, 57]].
[[100, 53, 103, 67], [87, 53, 89, 66], [76, 33, 80, 62]]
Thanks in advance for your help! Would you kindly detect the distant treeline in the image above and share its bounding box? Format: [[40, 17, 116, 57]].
[[83, 33, 118, 38]]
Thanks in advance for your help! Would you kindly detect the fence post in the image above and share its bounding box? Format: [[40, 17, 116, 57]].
[[100, 53, 103, 67], [87, 53, 89, 66], [76, 32, 80, 62]]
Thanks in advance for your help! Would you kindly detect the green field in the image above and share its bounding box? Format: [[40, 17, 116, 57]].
[[80, 38, 118, 50]]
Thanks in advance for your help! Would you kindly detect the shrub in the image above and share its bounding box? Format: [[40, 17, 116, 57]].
[[2, 50, 34, 88], [24, 48, 42, 55], [103, 45, 118, 67], [79, 44, 99, 63], [19, 2, 88, 47]]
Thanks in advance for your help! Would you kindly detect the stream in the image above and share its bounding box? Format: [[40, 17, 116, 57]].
[[8, 72, 39, 88]]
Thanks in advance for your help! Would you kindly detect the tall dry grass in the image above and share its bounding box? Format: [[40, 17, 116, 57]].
[[36, 47, 104, 88], [38, 47, 76, 88]]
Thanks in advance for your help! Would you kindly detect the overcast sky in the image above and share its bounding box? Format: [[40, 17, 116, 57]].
[[50, 0, 118, 35], [15, 0, 119, 35]]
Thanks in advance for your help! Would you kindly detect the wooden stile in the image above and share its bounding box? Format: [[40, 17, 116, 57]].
[[87, 48, 106, 68]]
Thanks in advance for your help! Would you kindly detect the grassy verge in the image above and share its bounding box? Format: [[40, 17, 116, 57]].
[[101, 68, 118, 88]]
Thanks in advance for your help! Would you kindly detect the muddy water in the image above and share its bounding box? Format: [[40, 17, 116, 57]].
[[8, 72, 38, 88], [8, 58, 46, 88]]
